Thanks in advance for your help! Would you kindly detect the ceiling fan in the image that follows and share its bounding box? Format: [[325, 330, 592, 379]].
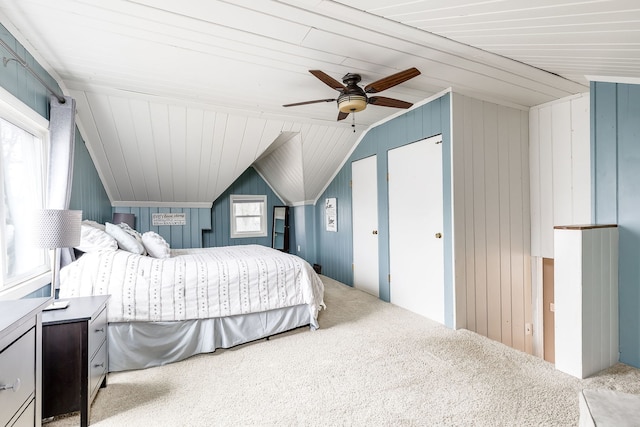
[[283, 67, 421, 121]]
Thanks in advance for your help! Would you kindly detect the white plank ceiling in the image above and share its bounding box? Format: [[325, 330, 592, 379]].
[[0, 0, 637, 206]]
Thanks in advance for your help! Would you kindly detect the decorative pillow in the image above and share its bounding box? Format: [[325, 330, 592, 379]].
[[105, 222, 145, 254], [75, 224, 118, 253], [81, 219, 106, 231], [117, 223, 147, 255], [142, 231, 171, 259]]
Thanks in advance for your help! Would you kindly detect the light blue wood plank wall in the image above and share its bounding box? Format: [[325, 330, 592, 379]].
[[293, 204, 317, 265], [70, 127, 112, 223], [112, 206, 212, 249], [314, 94, 453, 326], [113, 168, 293, 250], [0, 24, 54, 119], [592, 81, 640, 368], [205, 167, 292, 249], [1, 24, 111, 225]]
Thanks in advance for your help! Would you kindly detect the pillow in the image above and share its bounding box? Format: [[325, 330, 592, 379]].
[[81, 219, 105, 231], [142, 231, 171, 259], [117, 223, 147, 255], [105, 222, 145, 254], [75, 224, 118, 253]]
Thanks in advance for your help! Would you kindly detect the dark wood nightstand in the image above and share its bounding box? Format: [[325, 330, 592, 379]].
[[42, 295, 110, 427]]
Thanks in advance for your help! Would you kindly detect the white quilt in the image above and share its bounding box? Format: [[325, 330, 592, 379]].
[[59, 245, 325, 324]]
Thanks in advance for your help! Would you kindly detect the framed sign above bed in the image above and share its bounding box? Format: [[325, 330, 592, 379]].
[[152, 213, 186, 226]]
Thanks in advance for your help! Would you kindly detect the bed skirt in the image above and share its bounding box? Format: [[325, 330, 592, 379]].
[[108, 304, 313, 372]]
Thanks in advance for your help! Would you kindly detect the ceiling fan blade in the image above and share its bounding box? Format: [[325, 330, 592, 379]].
[[368, 96, 413, 109], [337, 111, 349, 121], [283, 98, 336, 107], [309, 70, 345, 90], [364, 67, 421, 94]]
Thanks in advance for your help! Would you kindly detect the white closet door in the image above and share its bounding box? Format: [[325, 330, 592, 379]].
[[388, 135, 444, 323], [352, 155, 379, 297]]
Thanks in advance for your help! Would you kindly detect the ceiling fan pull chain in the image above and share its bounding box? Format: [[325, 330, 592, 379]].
[[352, 114, 356, 132]]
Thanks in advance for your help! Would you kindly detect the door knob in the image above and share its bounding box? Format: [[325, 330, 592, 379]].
[[372, 230, 378, 235], [435, 232, 442, 239]]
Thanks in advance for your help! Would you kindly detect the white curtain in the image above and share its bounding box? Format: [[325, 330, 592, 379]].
[[47, 95, 77, 287]]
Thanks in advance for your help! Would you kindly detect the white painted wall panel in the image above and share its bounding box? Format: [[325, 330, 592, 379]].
[[551, 102, 573, 226], [529, 108, 541, 259], [570, 95, 592, 223], [538, 107, 555, 257], [529, 93, 591, 258]]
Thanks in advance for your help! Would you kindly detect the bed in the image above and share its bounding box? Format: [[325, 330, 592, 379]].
[[59, 243, 325, 372]]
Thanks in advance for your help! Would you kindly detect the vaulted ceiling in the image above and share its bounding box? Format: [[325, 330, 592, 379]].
[[0, 0, 638, 206]]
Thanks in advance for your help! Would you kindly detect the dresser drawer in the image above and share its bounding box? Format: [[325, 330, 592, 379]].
[[89, 340, 107, 399], [0, 327, 36, 427], [88, 306, 107, 360], [9, 398, 35, 427]]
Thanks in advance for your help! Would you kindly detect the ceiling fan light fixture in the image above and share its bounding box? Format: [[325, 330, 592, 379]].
[[338, 94, 367, 113]]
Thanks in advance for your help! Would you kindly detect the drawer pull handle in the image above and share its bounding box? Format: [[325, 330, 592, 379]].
[[95, 327, 104, 333], [93, 362, 104, 368], [0, 378, 21, 392]]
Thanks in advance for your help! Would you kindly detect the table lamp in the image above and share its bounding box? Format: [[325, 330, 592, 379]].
[[34, 209, 82, 298]]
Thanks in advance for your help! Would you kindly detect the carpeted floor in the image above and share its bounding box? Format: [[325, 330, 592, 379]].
[[47, 275, 640, 426]]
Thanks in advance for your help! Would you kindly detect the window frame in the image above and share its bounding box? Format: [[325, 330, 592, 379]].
[[0, 87, 51, 299], [229, 194, 268, 239]]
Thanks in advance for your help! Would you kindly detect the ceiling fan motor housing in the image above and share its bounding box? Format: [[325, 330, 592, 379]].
[[338, 74, 367, 112]]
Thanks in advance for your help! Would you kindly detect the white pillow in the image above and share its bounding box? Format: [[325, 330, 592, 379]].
[[76, 224, 118, 252], [117, 223, 147, 255], [142, 231, 171, 259], [81, 219, 105, 231], [105, 222, 145, 254]]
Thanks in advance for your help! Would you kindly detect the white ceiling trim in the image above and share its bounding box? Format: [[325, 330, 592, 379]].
[[586, 75, 640, 85], [112, 200, 212, 208]]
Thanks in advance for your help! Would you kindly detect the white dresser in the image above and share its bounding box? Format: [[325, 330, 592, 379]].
[[0, 297, 50, 427]]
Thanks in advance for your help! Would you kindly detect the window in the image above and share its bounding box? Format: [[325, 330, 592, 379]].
[[0, 91, 49, 294], [230, 195, 267, 238]]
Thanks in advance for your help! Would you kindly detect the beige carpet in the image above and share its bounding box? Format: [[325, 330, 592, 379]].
[[48, 276, 640, 426]]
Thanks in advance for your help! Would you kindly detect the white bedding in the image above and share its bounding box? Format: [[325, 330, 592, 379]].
[[59, 245, 325, 325]]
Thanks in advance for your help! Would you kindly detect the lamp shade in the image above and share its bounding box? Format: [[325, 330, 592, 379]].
[[112, 212, 135, 229], [34, 209, 82, 249]]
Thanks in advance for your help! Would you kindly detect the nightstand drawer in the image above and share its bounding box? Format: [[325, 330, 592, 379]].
[[89, 340, 107, 399], [88, 306, 107, 360], [0, 327, 35, 427]]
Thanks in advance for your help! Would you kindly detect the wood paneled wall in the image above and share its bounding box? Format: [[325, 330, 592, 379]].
[[204, 167, 290, 250], [0, 23, 57, 120], [293, 204, 316, 265], [527, 92, 591, 357], [315, 95, 450, 307], [112, 206, 211, 249], [529, 93, 591, 258], [450, 93, 532, 353], [0, 25, 113, 229], [592, 81, 640, 368], [70, 128, 112, 224], [315, 91, 533, 351], [114, 167, 289, 250]]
